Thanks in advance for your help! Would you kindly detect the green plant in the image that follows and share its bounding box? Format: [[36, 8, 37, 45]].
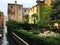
[[25, 14, 29, 23], [32, 14, 38, 24], [14, 29, 60, 45], [0, 11, 3, 17], [6, 20, 37, 33], [37, 6, 52, 30], [6, 20, 21, 34], [51, 0, 60, 22]]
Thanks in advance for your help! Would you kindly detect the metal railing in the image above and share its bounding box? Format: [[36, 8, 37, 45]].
[[12, 33, 29, 45]]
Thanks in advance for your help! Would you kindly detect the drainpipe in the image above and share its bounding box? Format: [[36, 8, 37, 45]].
[[14, 1, 17, 21]]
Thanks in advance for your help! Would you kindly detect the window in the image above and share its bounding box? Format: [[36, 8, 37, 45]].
[[19, 6, 21, 9], [33, 8, 34, 11], [24, 10, 26, 12], [37, 9, 38, 13], [11, 6, 13, 9]]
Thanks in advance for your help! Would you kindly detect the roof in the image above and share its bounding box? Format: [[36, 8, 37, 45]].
[[8, 3, 23, 6], [23, 8, 29, 9]]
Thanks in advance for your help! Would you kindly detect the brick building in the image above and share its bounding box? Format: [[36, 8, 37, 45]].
[[23, 8, 29, 21], [8, 1, 29, 22], [0, 12, 4, 29]]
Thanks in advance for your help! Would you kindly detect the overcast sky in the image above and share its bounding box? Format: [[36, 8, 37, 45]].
[[0, 0, 36, 16]]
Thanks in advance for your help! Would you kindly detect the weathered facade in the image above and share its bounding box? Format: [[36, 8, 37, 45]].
[[8, 0, 52, 23], [29, 0, 52, 24], [8, 1, 29, 22], [23, 8, 29, 21], [29, 5, 38, 24], [0, 13, 4, 29]]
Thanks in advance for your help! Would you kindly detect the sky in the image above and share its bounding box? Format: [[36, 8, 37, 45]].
[[0, 0, 36, 16]]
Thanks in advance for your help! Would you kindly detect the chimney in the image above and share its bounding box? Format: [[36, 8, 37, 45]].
[[15, 1, 17, 4], [36, 0, 44, 4]]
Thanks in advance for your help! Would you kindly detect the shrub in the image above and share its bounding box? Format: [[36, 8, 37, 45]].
[[6, 20, 37, 34], [14, 29, 60, 45], [6, 20, 21, 34]]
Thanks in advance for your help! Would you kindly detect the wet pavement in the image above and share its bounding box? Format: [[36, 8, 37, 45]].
[[0, 25, 18, 45], [1, 34, 18, 45], [0, 38, 2, 45]]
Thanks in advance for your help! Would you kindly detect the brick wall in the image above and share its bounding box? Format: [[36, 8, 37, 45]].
[[0, 15, 4, 28]]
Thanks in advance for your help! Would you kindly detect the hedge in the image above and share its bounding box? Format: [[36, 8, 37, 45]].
[[14, 29, 60, 45]]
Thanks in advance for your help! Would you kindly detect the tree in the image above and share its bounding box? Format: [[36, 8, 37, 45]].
[[32, 14, 38, 24], [38, 6, 52, 29], [6, 20, 21, 34], [51, 0, 60, 22], [25, 14, 29, 23], [0, 11, 3, 17]]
